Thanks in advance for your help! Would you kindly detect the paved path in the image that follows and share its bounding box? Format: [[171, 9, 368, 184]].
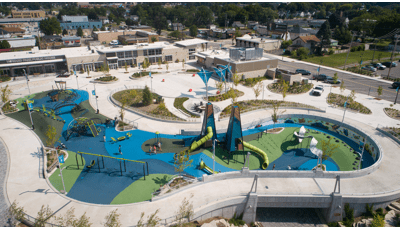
[[0, 137, 10, 226]]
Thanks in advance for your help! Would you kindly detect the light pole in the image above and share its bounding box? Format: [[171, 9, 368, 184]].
[[395, 87, 399, 104], [93, 83, 99, 114], [342, 95, 350, 123], [386, 34, 399, 79], [212, 139, 217, 173], [74, 67, 79, 89], [343, 32, 355, 69], [358, 139, 365, 170], [56, 151, 67, 194], [22, 69, 31, 95], [262, 82, 264, 100], [26, 100, 34, 130], [149, 70, 153, 93]]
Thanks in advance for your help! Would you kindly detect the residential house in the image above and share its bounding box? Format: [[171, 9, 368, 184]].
[[290, 35, 320, 53], [167, 20, 172, 27], [290, 27, 311, 39], [330, 39, 338, 47], [232, 21, 246, 29], [247, 21, 259, 30], [256, 25, 268, 36], [302, 28, 319, 36], [62, 36, 81, 47], [207, 24, 216, 30], [171, 23, 184, 31], [309, 20, 326, 28], [98, 16, 109, 25], [129, 15, 139, 21]]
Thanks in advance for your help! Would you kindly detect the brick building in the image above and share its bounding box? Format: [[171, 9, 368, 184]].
[[12, 10, 45, 18]]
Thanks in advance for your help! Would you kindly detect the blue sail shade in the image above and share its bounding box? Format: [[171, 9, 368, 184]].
[[197, 69, 214, 86]]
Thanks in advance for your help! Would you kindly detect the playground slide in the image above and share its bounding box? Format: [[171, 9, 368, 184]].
[[240, 140, 269, 170], [189, 126, 213, 152], [199, 160, 218, 174], [87, 121, 99, 137]]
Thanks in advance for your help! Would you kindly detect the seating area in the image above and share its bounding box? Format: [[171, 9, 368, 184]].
[[192, 101, 205, 113]]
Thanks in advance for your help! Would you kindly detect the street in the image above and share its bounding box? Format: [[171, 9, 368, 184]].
[[276, 60, 399, 103]]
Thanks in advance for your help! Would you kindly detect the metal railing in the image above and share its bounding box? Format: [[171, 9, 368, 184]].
[[109, 86, 189, 122], [219, 102, 326, 120]]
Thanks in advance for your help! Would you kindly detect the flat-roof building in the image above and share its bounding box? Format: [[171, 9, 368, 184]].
[[236, 35, 281, 51], [12, 10, 45, 19]]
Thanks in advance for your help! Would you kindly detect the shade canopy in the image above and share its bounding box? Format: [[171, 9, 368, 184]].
[[197, 69, 214, 86]]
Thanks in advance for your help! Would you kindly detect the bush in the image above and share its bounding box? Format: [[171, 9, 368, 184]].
[[370, 214, 385, 227], [364, 203, 374, 218], [0, 75, 11, 82], [376, 208, 384, 217], [142, 86, 152, 106], [343, 204, 354, 227], [96, 76, 116, 82], [329, 50, 334, 55], [228, 212, 245, 226], [328, 222, 340, 227]]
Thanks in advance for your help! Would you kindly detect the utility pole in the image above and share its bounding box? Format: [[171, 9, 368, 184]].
[[343, 32, 355, 70], [94, 84, 99, 114], [386, 34, 399, 79]]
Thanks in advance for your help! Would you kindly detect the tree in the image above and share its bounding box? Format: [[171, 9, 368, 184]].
[[119, 95, 129, 126], [34, 205, 53, 227], [189, 25, 198, 37], [234, 30, 242, 38], [334, 26, 352, 45], [175, 194, 194, 226], [7, 201, 25, 227], [0, 85, 12, 110], [100, 26, 106, 31], [77, 27, 83, 37], [169, 30, 181, 39], [281, 80, 289, 101], [281, 40, 292, 49], [142, 58, 150, 69], [296, 47, 310, 59], [39, 17, 61, 35], [102, 62, 110, 76], [142, 85, 152, 106], [62, 29, 68, 35], [0, 40, 10, 49], [229, 88, 238, 104], [349, 90, 356, 101], [174, 149, 193, 176], [271, 102, 285, 130], [45, 125, 60, 148], [328, 13, 345, 29], [153, 15, 168, 35], [232, 70, 241, 89], [151, 36, 157, 43], [54, 207, 92, 227], [182, 59, 185, 69], [316, 21, 332, 47], [93, 27, 98, 32], [215, 80, 224, 93], [103, 209, 121, 227], [253, 81, 263, 100], [332, 73, 338, 84], [321, 138, 340, 162], [157, 58, 161, 68], [377, 86, 383, 98], [340, 80, 345, 95], [124, 62, 128, 72], [137, 209, 161, 227], [370, 214, 385, 227]]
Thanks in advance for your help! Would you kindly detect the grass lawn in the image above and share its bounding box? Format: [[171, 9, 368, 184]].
[[110, 174, 174, 204], [303, 50, 393, 68], [14, 93, 37, 111], [174, 97, 199, 118], [203, 127, 357, 171], [49, 151, 86, 193], [6, 110, 64, 144]]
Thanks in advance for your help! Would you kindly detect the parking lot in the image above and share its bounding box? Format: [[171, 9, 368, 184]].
[[277, 60, 399, 103]]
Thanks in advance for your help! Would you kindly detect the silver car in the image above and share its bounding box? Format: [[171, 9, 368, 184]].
[[361, 66, 377, 72]]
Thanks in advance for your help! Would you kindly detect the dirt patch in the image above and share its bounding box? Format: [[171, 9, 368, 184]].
[[267, 127, 284, 133], [136, 103, 158, 113], [374, 98, 382, 100]]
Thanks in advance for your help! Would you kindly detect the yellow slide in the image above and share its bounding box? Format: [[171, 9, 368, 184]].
[[199, 160, 218, 174], [239, 139, 269, 169], [189, 127, 213, 152]]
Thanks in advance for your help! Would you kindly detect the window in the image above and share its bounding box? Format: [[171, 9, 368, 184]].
[[165, 55, 172, 62], [132, 51, 138, 57], [106, 52, 116, 57], [143, 50, 147, 56], [117, 52, 125, 58], [189, 48, 195, 53], [125, 51, 132, 58], [189, 55, 195, 60]]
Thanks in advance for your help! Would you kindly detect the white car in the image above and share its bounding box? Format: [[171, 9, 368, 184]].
[[311, 85, 324, 96]]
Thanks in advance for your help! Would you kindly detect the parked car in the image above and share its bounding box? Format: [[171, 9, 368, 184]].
[[325, 76, 341, 84], [295, 69, 311, 75], [57, 72, 70, 78], [382, 62, 398, 68], [314, 74, 329, 81], [311, 86, 324, 96], [392, 82, 400, 89], [361, 66, 377, 72], [372, 63, 386, 70]]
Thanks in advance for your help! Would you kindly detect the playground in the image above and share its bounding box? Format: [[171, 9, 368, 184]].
[[5, 84, 377, 205]]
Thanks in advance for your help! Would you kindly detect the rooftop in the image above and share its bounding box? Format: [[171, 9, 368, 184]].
[[0, 27, 25, 33], [236, 35, 280, 44], [175, 38, 208, 47], [294, 35, 320, 43]]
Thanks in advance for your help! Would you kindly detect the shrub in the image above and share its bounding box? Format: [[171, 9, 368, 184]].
[[343, 204, 354, 227], [228, 212, 245, 226], [328, 222, 340, 227], [364, 203, 374, 218], [370, 214, 385, 227], [375, 208, 384, 217], [142, 86, 152, 106], [329, 50, 334, 55]]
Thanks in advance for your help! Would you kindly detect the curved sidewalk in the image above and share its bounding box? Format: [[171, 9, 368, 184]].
[[1, 109, 400, 226]]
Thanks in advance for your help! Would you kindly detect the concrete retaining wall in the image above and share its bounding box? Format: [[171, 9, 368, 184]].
[[192, 196, 247, 222]]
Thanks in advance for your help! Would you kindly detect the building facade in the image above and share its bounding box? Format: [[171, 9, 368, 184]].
[[12, 10, 45, 18], [59, 15, 102, 36]]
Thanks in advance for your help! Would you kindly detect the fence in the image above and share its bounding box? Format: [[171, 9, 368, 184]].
[[109, 86, 195, 123], [218, 103, 326, 120]]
